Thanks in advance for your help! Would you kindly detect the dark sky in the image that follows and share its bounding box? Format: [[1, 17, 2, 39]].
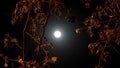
[[44, 1, 96, 68], [0, 0, 120, 68]]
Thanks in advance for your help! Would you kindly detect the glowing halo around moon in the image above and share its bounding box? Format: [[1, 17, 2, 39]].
[[54, 31, 62, 38]]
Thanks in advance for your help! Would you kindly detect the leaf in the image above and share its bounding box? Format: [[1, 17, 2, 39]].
[[87, 26, 94, 37], [22, 5, 28, 13], [4, 63, 8, 67], [48, 56, 58, 64], [18, 59, 24, 65], [11, 38, 18, 44], [88, 43, 95, 54], [75, 28, 81, 34], [50, 56, 57, 63], [3, 38, 8, 44], [3, 38, 9, 48]]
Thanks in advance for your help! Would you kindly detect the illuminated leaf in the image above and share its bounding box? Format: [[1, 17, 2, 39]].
[[87, 26, 94, 37], [75, 28, 81, 34], [18, 58, 24, 64], [3, 38, 9, 48], [22, 5, 28, 13], [11, 38, 18, 44], [4, 63, 8, 67], [49, 56, 58, 63], [88, 43, 96, 54]]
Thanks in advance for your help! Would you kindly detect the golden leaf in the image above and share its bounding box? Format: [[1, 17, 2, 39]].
[[4, 63, 8, 67], [18, 58, 24, 64], [22, 5, 28, 13], [87, 26, 94, 37], [11, 38, 18, 44], [48, 56, 58, 63], [3, 38, 8, 43], [3, 38, 9, 48], [88, 43, 95, 54], [51, 56, 57, 62], [75, 28, 81, 34]]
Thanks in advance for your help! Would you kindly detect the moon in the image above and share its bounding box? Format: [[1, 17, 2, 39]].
[[54, 31, 62, 38]]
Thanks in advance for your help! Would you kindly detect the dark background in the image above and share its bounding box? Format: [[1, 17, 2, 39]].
[[0, 0, 120, 68]]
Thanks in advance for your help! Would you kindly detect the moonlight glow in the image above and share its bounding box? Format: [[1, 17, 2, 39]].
[[54, 31, 61, 38]]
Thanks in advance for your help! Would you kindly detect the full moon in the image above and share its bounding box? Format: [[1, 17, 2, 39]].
[[54, 31, 61, 38]]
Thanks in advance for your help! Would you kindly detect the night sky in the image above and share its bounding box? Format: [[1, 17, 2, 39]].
[[0, 0, 120, 68]]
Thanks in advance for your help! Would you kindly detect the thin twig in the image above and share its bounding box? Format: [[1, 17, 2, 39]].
[[25, 32, 40, 44], [22, 12, 30, 67]]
